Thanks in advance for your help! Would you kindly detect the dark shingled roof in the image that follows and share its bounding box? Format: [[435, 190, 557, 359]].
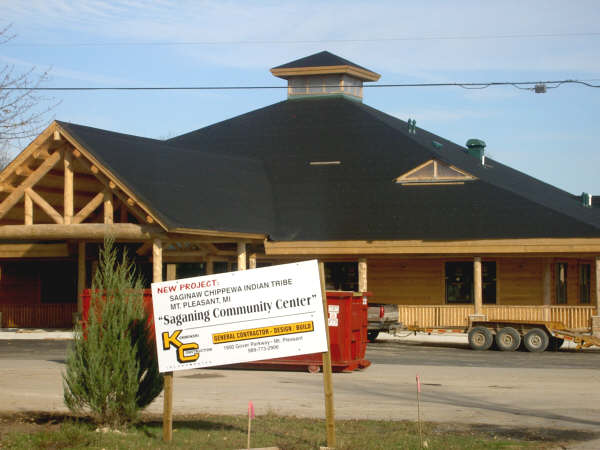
[[167, 96, 600, 241], [56, 121, 274, 234], [272, 50, 373, 73], [56, 95, 600, 242]]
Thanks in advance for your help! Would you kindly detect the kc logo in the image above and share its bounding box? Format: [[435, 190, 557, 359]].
[[162, 330, 199, 363]]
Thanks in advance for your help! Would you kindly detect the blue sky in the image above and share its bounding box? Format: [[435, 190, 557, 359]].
[[2, 0, 600, 195]]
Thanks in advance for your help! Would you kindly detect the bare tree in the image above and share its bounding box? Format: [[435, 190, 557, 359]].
[[0, 24, 57, 167]]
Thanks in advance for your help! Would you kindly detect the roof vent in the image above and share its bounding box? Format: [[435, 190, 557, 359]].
[[581, 192, 592, 207], [466, 138, 486, 165], [407, 119, 417, 135]]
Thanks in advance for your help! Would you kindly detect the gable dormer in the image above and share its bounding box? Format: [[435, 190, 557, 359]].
[[270, 51, 380, 101]]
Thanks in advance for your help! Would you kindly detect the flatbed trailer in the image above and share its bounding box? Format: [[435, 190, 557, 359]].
[[405, 320, 600, 352]]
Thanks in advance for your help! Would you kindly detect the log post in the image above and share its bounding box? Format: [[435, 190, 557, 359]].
[[77, 242, 86, 314], [103, 189, 113, 224], [24, 192, 33, 225], [64, 150, 73, 225], [543, 259, 552, 321], [358, 258, 367, 292], [166, 263, 177, 281], [470, 256, 485, 322], [593, 256, 600, 337], [249, 253, 257, 269], [206, 257, 214, 275], [237, 241, 247, 271]]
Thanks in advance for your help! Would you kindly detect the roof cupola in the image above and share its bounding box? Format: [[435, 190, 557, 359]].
[[271, 51, 380, 101]]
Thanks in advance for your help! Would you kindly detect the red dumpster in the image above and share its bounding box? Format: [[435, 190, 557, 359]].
[[225, 291, 371, 373], [80, 288, 155, 336]]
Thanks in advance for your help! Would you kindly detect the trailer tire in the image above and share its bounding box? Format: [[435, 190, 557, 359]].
[[523, 328, 549, 352], [367, 330, 380, 342], [495, 327, 521, 351], [468, 326, 493, 351]]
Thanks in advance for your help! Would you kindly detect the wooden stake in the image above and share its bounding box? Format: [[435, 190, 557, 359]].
[[318, 261, 336, 449], [416, 375, 423, 448]]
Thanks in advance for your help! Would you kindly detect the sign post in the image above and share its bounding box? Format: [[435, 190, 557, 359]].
[[318, 261, 336, 448], [151, 260, 330, 442]]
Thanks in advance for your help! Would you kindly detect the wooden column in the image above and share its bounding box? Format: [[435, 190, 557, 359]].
[[473, 257, 483, 316], [358, 258, 367, 292], [24, 192, 33, 225], [593, 257, 600, 337], [237, 241, 247, 271], [103, 189, 113, 224], [206, 257, 214, 275], [542, 259, 552, 321], [166, 263, 177, 282], [63, 150, 73, 225], [595, 256, 600, 314], [77, 242, 86, 314], [249, 253, 257, 269]]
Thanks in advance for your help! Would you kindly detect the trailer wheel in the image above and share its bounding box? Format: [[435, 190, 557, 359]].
[[367, 330, 380, 342], [495, 327, 521, 351], [548, 337, 564, 351], [468, 326, 493, 351], [523, 328, 549, 352]]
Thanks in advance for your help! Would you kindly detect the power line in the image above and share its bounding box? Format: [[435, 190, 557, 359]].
[[2, 79, 600, 92], [6, 31, 600, 47]]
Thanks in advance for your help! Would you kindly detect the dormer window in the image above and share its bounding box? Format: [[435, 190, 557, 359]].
[[395, 159, 476, 185]]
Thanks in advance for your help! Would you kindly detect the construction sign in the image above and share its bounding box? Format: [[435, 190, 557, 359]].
[[151, 260, 328, 373]]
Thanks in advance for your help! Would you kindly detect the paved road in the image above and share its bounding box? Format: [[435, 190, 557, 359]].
[[1, 334, 600, 449], [2, 336, 598, 370]]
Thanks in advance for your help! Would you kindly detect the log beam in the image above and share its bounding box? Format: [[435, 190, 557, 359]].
[[73, 192, 104, 224], [26, 188, 64, 224], [0, 223, 165, 240]]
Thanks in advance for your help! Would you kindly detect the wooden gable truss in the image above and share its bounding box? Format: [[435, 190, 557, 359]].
[[0, 122, 163, 230]]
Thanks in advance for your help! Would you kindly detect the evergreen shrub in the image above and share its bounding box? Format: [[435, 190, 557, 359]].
[[63, 239, 163, 427]]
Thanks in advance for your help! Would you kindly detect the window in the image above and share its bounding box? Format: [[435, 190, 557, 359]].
[[445, 261, 496, 304], [555, 263, 567, 304], [580, 264, 591, 304]]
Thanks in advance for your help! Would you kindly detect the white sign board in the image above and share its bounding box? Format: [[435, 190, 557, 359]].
[[151, 260, 327, 373]]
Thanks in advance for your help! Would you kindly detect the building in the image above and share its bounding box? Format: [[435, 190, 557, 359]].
[[0, 51, 599, 332]]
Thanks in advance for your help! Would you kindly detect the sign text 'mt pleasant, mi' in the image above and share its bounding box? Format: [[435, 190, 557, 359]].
[[151, 260, 328, 372]]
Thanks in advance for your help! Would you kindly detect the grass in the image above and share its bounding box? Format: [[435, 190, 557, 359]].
[[0, 412, 580, 449]]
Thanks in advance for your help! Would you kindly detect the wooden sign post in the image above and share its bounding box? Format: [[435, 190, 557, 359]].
[[318, 261, 336, 448]]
